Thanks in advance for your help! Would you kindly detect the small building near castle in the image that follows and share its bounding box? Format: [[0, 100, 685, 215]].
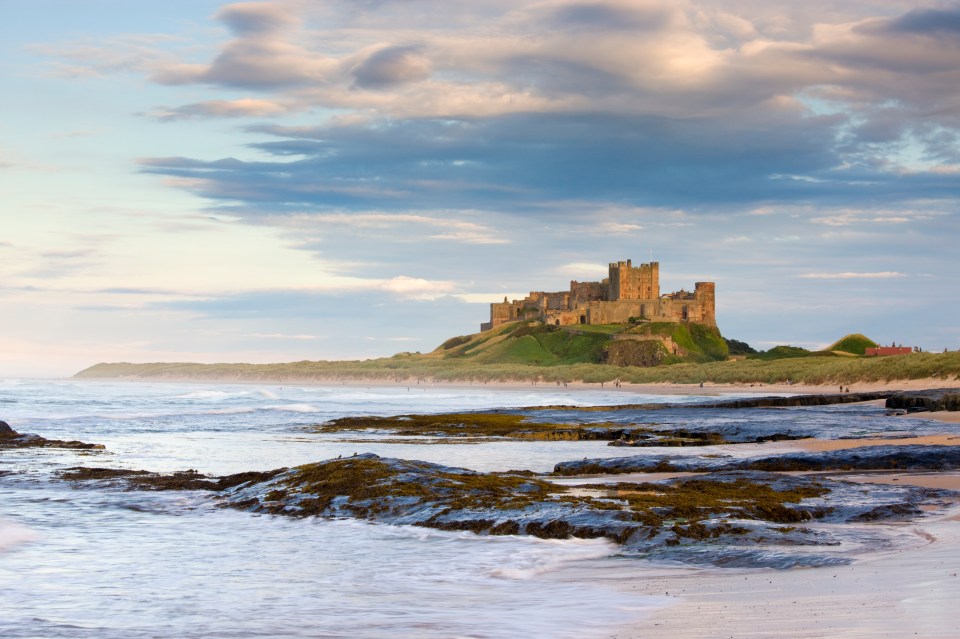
[[481, 260, 716, 332]]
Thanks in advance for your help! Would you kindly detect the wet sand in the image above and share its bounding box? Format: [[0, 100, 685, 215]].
[[901, 411, 960, 424], [823, 470, 960, 491], [794, 433, 960, 452], [611, 505, 960, 638]]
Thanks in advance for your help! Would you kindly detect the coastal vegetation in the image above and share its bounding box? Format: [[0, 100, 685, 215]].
[[73, 323, 960, 386]]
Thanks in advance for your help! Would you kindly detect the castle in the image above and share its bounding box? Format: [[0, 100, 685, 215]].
[[481, 260, 716, 332]]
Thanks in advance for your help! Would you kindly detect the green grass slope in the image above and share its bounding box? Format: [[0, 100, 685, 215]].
[[827, 333, 878, 356]]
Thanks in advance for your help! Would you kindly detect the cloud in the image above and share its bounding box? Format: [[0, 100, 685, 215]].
[[149, 3, 334, 89], [146, 98, 289, 120], [557, 262, 609, 278], [798, 272, 906, 279], [216, 2, 300, 35], [877, 6, 960, 37], [377, 275, 456, 299], [351, 45, 432, 88], [139, 109, 846, 212]]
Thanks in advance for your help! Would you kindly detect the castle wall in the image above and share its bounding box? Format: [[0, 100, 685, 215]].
[[570, 280, 606, 303], [483, 260, 715, 332]]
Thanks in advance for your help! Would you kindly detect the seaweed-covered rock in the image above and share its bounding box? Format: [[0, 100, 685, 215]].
[[215, 454, 953, 568], [0, 422, 104, 450], [697, 392, 891, 409], [59, 467, 285, 491], [56, 452, 956, 569], [0, 420, 17, 438], [553, 444, 960, 475]]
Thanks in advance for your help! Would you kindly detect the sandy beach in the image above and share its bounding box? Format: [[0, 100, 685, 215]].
[[609, 504, 960, 638]]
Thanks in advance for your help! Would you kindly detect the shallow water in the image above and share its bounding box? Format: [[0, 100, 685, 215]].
[[0, 379, 949, 638]]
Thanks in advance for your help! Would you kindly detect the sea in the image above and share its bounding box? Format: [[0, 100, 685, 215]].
[[0, 378, 940, 638]]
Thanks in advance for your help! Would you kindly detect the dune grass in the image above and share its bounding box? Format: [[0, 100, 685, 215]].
[[74, 349, 960, 386]]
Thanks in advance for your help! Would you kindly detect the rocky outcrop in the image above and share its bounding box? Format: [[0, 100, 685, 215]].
[[59, 466, 285, 491], [554, 444, 960, 475], [600, 340, 668, 367], [885, 388, 960, 412], [696, 391, 892, 409], [56, 452, 956, 569], [0, 420, 104, 450]]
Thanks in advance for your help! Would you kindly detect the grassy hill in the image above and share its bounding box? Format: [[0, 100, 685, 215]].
[[435, 321, 728, 367], [826, 333, 878, 356]]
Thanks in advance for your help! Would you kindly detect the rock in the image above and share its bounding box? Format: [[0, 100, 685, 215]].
[[697, 391, 892, 409], [886, 388, 960, 412], [0, 420, 17, 438], [553, 444, 960, 475], [0, 422, 105, 450]]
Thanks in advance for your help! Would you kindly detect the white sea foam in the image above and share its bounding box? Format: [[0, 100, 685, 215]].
[[484, 536, 619, 579], [266, 403, 322, 413], [175, 390, 249, 400]]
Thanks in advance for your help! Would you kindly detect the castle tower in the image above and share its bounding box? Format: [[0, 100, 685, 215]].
[[608, 260, 660, 301], [694, 282, 716, 326]]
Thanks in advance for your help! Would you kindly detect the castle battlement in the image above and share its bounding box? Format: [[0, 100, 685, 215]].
[[480, 260, 716, 332]]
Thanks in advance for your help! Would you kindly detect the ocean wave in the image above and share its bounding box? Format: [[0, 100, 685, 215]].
[[175, 390, 250, 400], [487, 536, 618, 579], [203, 407, 257, 415], [265, 403, 323, 413]]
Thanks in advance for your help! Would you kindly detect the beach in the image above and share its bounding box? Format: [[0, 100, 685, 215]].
[[616, 503, 960, 639]]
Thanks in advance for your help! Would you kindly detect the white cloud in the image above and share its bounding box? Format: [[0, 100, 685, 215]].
[[556, 262, 609, 278], [146, 98, 289, 121], [377, 276, 457, 300]]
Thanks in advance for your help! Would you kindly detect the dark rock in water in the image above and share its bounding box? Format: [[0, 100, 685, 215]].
[[0, 420, 17, 438], [59, 466, 285, 491], [0, 421, 105, 450], [553, 445, 960, 475], [696, 391, 892, 409], [849, 503, 923, 522], [885, 388, 960, 412]]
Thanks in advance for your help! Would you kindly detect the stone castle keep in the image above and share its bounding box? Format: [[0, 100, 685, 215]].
[[481, 260, 716, 332]]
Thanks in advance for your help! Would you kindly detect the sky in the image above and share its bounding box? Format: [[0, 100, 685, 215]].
[[1, 0, 959, 377]]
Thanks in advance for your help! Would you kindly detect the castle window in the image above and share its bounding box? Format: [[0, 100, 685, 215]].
[[682, 305, 688, 321]]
